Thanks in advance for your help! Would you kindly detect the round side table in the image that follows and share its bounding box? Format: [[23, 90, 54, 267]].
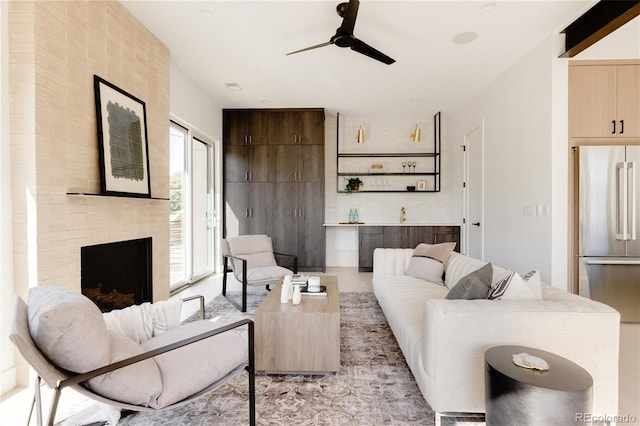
[[484, 345, 593, 426]]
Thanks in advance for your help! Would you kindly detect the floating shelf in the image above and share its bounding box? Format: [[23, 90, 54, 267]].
[[67, 192, 170, 201], [336, 112, 441, 193]]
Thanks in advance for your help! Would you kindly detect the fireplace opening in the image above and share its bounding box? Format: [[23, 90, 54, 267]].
[[81, 237, 152, 312]]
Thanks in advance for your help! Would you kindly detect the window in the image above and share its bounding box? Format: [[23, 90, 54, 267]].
[[169, 121, 215, 288]]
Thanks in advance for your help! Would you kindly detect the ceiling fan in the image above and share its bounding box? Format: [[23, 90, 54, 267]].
[[287, 0, 395, 65]]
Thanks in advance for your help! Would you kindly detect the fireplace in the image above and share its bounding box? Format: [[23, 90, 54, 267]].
[[81, 237, 152, 312]]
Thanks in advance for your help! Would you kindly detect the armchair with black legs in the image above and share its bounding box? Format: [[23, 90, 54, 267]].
[[222, 235, 298, 312], [9, 286, 255, 426]]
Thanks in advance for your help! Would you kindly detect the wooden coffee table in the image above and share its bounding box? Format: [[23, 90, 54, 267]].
[[254, 276, 340, 374]]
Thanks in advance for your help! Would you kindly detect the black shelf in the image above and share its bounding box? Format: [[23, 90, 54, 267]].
[[337, 172, 438, 176], [336, 111, 441, 193], [337, 190, 440, 193], [338, 152, 439, 158], [67, 192, 170, 201]]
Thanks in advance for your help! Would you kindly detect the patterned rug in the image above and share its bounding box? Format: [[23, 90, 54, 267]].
[[118, 291, 438, 425]]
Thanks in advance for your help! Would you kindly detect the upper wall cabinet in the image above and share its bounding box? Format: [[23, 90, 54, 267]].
[[569, 61, 640, 139]]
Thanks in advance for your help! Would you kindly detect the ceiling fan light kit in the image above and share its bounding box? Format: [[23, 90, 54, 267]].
[[287, 0, 395, 65]]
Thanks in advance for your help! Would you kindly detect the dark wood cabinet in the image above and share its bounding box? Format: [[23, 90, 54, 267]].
[[358, 225, 461, 271], [224, 108, 325, 271], [358, 227, 384, 271]]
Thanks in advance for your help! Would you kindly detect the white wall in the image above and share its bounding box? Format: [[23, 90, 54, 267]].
[[450, 16, 640, 288], [169, 62, 225, 272], [170, 62, 222, 142], [0, 0, 16, 396], [451, 35, 557, 283]]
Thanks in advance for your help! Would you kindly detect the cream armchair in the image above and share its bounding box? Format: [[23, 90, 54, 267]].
[[10, 286, 255, 426], [222, 234, 297, 312]]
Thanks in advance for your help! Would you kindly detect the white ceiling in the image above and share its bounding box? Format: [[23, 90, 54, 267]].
[[121, 0, 594, 117]]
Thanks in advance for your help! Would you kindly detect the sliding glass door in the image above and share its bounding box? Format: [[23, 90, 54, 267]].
[[169, 121, 215, 289]]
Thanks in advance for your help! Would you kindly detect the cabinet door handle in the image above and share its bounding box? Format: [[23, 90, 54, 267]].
[[248, 134, 252, 144], [245, 209, 249, 218], [620, 120, 624, 134], [293, 208, 297, 218], [612, 120, 616, 134], [245, 172, 249, 181]]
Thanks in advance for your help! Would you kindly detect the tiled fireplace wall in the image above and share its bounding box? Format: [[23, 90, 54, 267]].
[[9, 0, 170, 314]]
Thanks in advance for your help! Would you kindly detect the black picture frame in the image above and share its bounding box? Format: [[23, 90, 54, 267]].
[[94, 75, 151, 198]]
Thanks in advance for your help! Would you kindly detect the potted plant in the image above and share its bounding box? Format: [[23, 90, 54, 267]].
[[345, 177, 363, 194]]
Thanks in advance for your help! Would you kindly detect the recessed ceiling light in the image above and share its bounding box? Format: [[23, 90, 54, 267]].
[[482, 2, 496, 12], [410, 98, 422, 103], [261, 99, 270, 104], [225, 83, 242, 91], [452, 32, 478, 45], [200, 8, 213, 17]]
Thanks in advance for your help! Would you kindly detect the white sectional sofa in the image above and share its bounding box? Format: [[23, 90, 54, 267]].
[[372, 248, 620, 421]]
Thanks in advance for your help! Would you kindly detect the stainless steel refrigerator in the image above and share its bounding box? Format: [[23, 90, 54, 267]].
[[578, 145, 640, 323]]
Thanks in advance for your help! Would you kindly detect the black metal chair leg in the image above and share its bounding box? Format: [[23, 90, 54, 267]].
[[242, 275, 247, 313], [222, 257, 229, 296], [247, 322, 256, 426]]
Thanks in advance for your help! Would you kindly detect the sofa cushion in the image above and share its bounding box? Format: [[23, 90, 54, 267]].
[[446, 263, 493, 299], [28, 286, 110, 374], [87, 331, 163, 407], [487, 270, 543, 300], [406, 257, 445, 284], [413, 242, 457, 263], [444, 252, 511, 290], [406, 242, 457, 284], [142, 320, 248, 408]]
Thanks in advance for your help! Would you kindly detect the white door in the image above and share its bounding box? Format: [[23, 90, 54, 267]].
[[191, 138, 213, 278], [463, 125, 484, 259]]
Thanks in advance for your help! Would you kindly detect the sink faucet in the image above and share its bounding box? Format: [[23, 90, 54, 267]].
[[400, 207, 406, 224]]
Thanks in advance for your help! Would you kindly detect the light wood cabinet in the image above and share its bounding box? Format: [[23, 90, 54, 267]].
[[224, 109, 325, 271], [569, 61, 640, 138]]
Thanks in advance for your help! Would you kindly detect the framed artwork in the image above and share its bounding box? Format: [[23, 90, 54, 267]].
[[94, 75, 151, 198], [417, 180, 426, 191]]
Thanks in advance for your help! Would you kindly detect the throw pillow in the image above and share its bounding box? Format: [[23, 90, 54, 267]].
[[487, 270, 543, 300], [413, 242, 457, 263], [406, 242, 457, 284], [28, 286, 110, 374], [406, 257, 445, 284], [445, 262, 493, 299]]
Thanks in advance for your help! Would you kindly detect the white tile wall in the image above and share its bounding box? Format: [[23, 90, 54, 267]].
[[324, 112, 461, 225]]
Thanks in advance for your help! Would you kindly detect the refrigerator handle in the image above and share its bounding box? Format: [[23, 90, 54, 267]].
[[630, 161, 637, 241], [616, 162, 628, 240]]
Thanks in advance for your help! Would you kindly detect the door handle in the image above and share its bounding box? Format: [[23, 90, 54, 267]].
[[612, 120, 616, 134], [472, 222, 480, 227], [620, 120, 624, 134]]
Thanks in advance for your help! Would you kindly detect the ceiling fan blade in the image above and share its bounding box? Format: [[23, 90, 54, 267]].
[[339, 0, 360, 36], [286, 41, 332, 56], [350, 37, 395, 65]]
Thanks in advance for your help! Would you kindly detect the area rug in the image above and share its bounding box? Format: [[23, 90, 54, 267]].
[[117, 291, 438, 425]]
